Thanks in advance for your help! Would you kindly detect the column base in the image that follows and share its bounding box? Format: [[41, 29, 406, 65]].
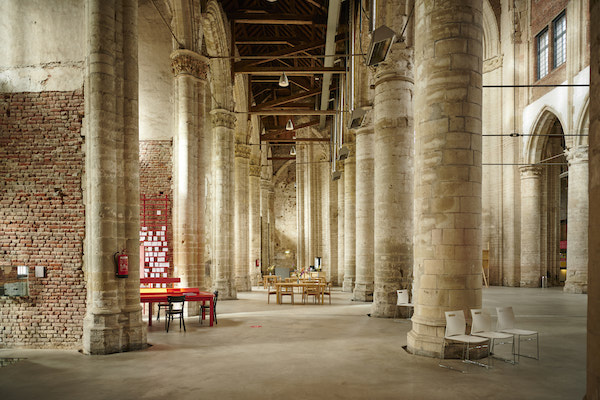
[[82, 313, 123, 355], [564, 281, 587, 294], [120, 306, 147, 351], [214, 279, 237, 300], [520, 279, 540, 288], [236, 276, 252, 292], [250, 271, 262, 286], [406, 317, 446, 358], [370, 302, 397, 318], [342, 277, 355, 292], [353, 283, 374, 302]]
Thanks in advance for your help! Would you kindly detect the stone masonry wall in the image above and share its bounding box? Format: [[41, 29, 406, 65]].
[[0, 90, 86, 348], [139, 140, 173, 273]]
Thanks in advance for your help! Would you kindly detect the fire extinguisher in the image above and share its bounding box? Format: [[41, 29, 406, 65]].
[[114, 250, 129, 278]]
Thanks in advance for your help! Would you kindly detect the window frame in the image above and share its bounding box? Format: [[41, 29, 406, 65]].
[[536, 28, 549, 81], [553, 11, 567, 69]]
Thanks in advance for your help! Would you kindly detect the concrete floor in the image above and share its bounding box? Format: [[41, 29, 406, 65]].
[[0, 287, 586, 400]]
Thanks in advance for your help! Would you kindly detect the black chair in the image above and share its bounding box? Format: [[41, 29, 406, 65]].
[[156, 301, 170, 322], [165, 295, 186, 332], [200, 290, 218, 325]]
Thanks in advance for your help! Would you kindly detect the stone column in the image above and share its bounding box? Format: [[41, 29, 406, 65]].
[[268, 183, 276, 269], [587, 2, 600, 396], [120, 0, 145, 351], [337, 163, 345, 286], [235, 143, 251, 291], [296, 143, 306, 269], [260, 178, 271, 272], [407, 0, 483, 358], [328, 167, 338, 283], [519, 166, 542, 287], [343, 142, 356, 292], [211, 109, 237, 299], [564, 146, 589, 293], [372, 33, 414, 318], [249, 162, 261, 285], [171, 50, 208, 295], [354, 126, 375, 301], [83, 0, 145, 355]]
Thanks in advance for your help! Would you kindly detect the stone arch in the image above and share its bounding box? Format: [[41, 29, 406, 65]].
[[202, 0, 234, 111], [233, 74, 252, 144], [573, 96, 590, 148], [524, 107, 567, 164], [482, 0, 500, 61], [170, 0, 201, 51]]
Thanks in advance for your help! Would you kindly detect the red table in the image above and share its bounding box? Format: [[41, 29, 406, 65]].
[[140, 290, 215, 327]]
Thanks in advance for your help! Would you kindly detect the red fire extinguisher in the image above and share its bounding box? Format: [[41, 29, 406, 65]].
[[114, 251, 129, 278]]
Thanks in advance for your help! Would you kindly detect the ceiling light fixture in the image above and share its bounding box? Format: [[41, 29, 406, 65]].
[[279, 72, 289, 87], [286, 119, 294, 131], [290, 146, 296, 156]]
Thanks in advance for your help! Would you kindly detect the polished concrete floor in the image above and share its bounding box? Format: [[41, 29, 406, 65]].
[[0, 286, 587, 399]]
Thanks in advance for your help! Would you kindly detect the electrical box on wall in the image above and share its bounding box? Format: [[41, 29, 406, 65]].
[[5, 281, 28, 297]]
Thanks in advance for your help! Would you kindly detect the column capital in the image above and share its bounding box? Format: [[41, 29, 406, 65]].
[[566, 145, 589, 165], [235, 143, 251, 159], [249, 164, 261, 177], [355, 123, 374, 137], [170, 50, 209, 80], [374, 46, 414, 87], [519, 165, 543, 178], [210, 109, 236, 129], [260, 179, 273, 191]]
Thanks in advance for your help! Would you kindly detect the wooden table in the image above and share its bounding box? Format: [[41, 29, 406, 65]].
[[274, 282, 327, 304], [140, 289, 215, 327]]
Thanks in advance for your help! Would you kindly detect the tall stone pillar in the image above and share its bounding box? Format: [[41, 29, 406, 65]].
[[519, 166, 542, 287], [587, 2, 600, 396], [83, 0, 145, 354], [328, 168, 338, 283], [372, 27, 414, 317], [235, 143, 251, 291], [407, 0, 483, 357], [249, 161, 261, 285], [564, 145, 589, 293], [211, 109, 237, 299], [171, 50, 208, 294], [296, 143, 306, 269], [343, 142, 356, 292], [337, 163, 345, 286], [354, 126, 375, 301], [120, 0, 145, 351], [260, 178, 271, 271], [268, 183, 276, 268]]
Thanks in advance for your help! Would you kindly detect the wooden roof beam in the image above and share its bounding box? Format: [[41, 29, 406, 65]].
[[236, 66, 345, 75]]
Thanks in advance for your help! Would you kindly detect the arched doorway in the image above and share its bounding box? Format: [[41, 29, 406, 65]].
[[521, 110, 567, 287]]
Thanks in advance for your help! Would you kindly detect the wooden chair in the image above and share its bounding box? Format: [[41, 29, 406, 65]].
[[165, 295, 186, 332], [267, 281, 278, 304], [303, 283, 322, 304], [279, 285, 295, 304], [200, 290, 218, 325], [322, 281, 332, 304]]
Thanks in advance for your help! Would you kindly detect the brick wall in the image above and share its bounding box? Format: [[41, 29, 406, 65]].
[[139, 140, 173, 273], [531, 0, 569, 36], [0, 91, 86, 349]]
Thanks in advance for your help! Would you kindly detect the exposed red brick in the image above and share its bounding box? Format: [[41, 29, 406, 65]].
[[0, 90, 86, 349]]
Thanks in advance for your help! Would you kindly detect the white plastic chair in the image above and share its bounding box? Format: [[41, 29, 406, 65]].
[[439, 310, 490, 371], [496, 306, 539, 361], [393, 289, 414, 320], [470, 309, 515, 364]]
